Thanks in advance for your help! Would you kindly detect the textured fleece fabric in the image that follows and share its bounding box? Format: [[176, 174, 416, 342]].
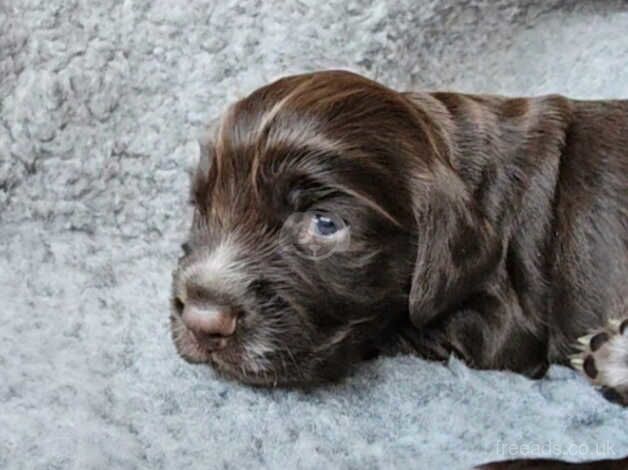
[[1, 1, 627, 469]]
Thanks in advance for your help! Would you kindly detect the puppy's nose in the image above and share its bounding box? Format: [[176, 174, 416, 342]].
[[181, 304, 237, 338]]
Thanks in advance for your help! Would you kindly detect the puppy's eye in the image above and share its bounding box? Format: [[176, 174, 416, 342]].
[[311, 213, 339, 236], [281, 211, 350, 259], [303, 211, 347, 242]]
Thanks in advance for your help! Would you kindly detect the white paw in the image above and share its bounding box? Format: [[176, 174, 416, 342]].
[[570, 318, 628, 405]]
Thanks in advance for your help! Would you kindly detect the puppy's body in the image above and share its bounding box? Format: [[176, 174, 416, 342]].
[[396, 92, 628, 378], [171, 71, 628, 400]]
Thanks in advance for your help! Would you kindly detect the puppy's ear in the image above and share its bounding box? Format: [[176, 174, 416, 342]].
[[408, 168, 502, 328]]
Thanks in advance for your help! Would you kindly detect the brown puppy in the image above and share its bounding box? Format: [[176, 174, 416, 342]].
[[170, 70, 628, 402]]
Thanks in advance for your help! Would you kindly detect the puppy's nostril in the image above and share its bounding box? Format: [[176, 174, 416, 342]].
[[173, 297, 184, 314], [181, 242, 191, 256]]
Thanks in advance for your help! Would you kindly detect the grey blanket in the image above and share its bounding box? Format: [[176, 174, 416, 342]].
[[1, 1, 627, 469]]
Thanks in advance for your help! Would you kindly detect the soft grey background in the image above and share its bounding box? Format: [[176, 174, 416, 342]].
[[1, 1, 628, 469]]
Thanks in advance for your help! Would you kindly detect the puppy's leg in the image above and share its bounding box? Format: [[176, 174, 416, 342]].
[[571, 318, 628, 405]]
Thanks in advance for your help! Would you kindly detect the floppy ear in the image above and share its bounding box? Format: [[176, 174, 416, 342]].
[[408, 170, 503, 328]]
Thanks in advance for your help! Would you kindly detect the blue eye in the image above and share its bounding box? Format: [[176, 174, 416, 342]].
[[313, 213, 339, 236], [281, 211, 350, 259]]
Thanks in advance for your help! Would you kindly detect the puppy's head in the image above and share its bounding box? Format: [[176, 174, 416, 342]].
[[170, 70, 496, 386]]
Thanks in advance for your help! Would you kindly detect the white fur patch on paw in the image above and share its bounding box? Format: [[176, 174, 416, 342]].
[[570, 318, 628, 405]]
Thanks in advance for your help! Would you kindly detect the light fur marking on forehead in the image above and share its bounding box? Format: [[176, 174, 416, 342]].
[[177, 236, 249, 303]]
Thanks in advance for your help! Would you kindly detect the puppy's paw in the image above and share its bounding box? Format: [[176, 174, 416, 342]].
[[570, 318, 628, 406]]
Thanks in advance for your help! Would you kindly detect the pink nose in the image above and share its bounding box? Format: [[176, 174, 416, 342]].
[[181, 304, 237, 337]]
